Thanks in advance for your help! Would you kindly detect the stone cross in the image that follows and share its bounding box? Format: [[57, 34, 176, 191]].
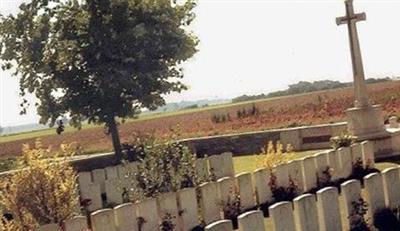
[[336, 0, 370, 108]]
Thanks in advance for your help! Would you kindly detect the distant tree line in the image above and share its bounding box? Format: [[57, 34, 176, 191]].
[[232, 78, 392, 103]]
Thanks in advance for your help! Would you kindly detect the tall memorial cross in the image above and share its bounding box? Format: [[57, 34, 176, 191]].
[[336, 0, 369, 108], [336, 0, 387, 140]]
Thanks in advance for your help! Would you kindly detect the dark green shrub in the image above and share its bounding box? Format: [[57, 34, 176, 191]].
[[269, 174, 299, 202], [121, 136, 150, 162], [121, 137, 211, 202], [349, 158, 380, 183], [160, 213, 176, 231], [373, 208, 400, 231], [317, 166, 335, 188], [218, 187, 242, 229], [134, 140, 197, 199], [349, 198, 370, 231]]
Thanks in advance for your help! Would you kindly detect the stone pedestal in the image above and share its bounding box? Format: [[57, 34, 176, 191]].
[[346, 104, 389, 140]]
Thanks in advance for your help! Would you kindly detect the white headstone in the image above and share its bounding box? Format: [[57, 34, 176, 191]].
[[361, 141, 375, 168], [217, 177, 236, 208], [316, 187, 342, 231], [236, 172, 255, 210], [80, 183, 103, 211], [288, 159, 305, 193], [364, 173, 385, 220], [136, 198, 159, 231], [293, 194, 319, 231], [92, 168, 107, 193], [268, 202, 296, 231], [252, 168, 272, 205], [341, 180, 362, 229], [204, 220, 233, 231], [116, 164, 130, 189], [157, 192, 180, 230], [114, 203, 138, 231], [39, 224, 59, 231], [274, 163, 290, 188], [221, 152, 235, 177], [200, 182, 221, 225], [78, 172, 92, 189], [105, 166, 119, 180], [314, 152, 329, 184], [382, 167, 400, 208], [237, 210, 265, 231], [301, 156, 317, 191], [209, 155, 224, 180], [351, 143, 363, 164], [338, 147, 352, 179], [177, 187, 199, 231], [91, 209, 117, 231], [105, 179, 123, 205], [196, 157, 209, 180], [64, 216, 88, 231], [327, 150, 340, 181]]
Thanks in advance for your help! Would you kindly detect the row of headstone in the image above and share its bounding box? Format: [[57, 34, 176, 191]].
[[272, 141, 374, 195], [77, 152, 235, 211], [204, 166, 400, 231], [39, 141, 375, 230], [204, 210, 265, 231], [46, 162, 392, 231]]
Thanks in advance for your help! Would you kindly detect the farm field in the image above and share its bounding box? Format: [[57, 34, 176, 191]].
[[1, 80, 400, 158]]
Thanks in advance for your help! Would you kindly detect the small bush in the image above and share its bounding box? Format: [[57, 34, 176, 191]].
[[349, 198, 370, 231], [160, 213, 176, 231], [121, 136, 151, 162], [330, 133, 357, 150], [256, 141, 295, 170], [122, 137, 205, 201], [0, 158, 16, 172], [317, 166, 335, 188], [269, 175, 299, 202], [349, 158, 380, 183], [218, 186, 242, 229], [236, 104, 260, 119], [211, 113, 232, 124], [0, 140, 79, 230]]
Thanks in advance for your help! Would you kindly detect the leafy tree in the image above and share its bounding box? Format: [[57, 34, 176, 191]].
[[0, 0, 198, 161]]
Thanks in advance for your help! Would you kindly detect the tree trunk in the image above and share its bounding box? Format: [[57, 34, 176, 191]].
[[108, 116, 123, 163]]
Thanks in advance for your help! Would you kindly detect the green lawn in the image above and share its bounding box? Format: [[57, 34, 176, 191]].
[[233, 151, 400, 175], [233, 150, 326, 174]]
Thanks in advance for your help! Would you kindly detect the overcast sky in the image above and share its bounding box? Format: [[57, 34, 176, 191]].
[[1, 0, 400, 126]]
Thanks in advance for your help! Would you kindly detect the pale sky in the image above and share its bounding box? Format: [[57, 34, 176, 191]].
[[1, 0, 400, 126]]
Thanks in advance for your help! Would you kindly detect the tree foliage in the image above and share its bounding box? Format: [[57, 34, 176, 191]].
[[0, 0, 198, 159]]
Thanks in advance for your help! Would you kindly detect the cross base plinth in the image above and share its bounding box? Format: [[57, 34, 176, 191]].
[[346, 104, 390, 140]]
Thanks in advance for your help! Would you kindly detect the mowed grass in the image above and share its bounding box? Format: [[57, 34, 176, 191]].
[[232, 154, 400, 231], [233, 150, 326, 173]]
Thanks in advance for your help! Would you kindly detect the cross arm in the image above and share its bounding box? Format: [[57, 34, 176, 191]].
[[336, 12, 366, 26]]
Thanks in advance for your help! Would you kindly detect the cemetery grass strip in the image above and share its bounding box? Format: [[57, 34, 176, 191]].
[[233, 150, 326, 173]]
